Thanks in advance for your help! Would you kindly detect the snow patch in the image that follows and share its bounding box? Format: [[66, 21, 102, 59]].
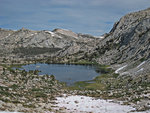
[[30, 34, 34, 36], [28, 33, 37, 37], [137, 61, 146, 68], [99, 36, 104, 39], [137, 68, 144, 73], [45, 31, 55, 37], [96, 36, 104, 39], [115, 65, 127, 73], [55, 94, 135, 113], [121, 72, 129, 75], [5, 34, 11, 38]]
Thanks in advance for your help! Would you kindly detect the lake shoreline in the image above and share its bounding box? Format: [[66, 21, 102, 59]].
[[13, 63, 100, 86]]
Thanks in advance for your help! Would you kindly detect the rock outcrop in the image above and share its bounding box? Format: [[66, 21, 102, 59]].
[[0, 28, 99, 58], [89, 8, 150, 76]]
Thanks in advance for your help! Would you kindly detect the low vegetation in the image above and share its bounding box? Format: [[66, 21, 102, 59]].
[[12, 47, 61, 55], [0, 64, 64, 112]]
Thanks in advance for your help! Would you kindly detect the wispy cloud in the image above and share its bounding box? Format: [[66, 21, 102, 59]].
[[0, 0, 150, 36]]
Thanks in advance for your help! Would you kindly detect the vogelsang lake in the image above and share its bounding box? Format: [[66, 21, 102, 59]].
[[19, 63, 100, 85]]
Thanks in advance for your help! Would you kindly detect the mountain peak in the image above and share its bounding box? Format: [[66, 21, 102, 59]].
[[52, 28, 78, 38]]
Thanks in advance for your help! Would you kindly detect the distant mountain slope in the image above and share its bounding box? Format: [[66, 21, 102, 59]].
[[0, 28, 99, 57], [89, 8, 150, 76]]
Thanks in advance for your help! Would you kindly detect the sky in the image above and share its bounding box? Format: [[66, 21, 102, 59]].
[[0, 0, 150, 36]]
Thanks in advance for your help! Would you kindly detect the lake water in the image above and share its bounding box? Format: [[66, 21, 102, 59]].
[[19, 63, 100, 85]]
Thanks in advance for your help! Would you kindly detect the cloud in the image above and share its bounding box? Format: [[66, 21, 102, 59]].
[[0, 0, 150, 36]]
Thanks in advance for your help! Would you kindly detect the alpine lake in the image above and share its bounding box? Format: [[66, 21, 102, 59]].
[[14, 63, 100, 85]]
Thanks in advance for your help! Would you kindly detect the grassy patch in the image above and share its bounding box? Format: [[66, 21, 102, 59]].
[[85, 82, 105, 90], [10, 84, 19, 89], [112, 73, 119, 78], [12, 47, 61, 55], [0, 63, 24, 73], [12, 100, 21, 104], [0, 98, 10, 103], [34, 92, 47, 98], [0, 86, 9, 90], [31, 88, 42, 92], [0, 91, 12, 96], [132, 97, 141, 103], [9, 64, 24, 68], [68, 73, 114, 91], [23, 104, 36, 108], [67, 63, 115, 91], [95, 64, 113, 74]]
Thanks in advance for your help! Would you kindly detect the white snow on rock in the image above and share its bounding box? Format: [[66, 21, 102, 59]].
[[45, 31, 55, 37], [30, 34, 34, 36], [115, 65, 127, 73], [5, 34, 11, 38], [99, 36, 104, 39], [29, 33, 37, 36], [121, 72, 130, 75], [137, 61, 146, 68], [55, 94, 135, 113], [96, 36, 104, 39], [137, 68, 144, 72]]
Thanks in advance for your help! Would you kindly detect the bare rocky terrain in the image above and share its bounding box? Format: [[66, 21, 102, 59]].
[[88, 8, 150, 76], [0, 28, 98, 57], [0, 8, 150, 112]]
